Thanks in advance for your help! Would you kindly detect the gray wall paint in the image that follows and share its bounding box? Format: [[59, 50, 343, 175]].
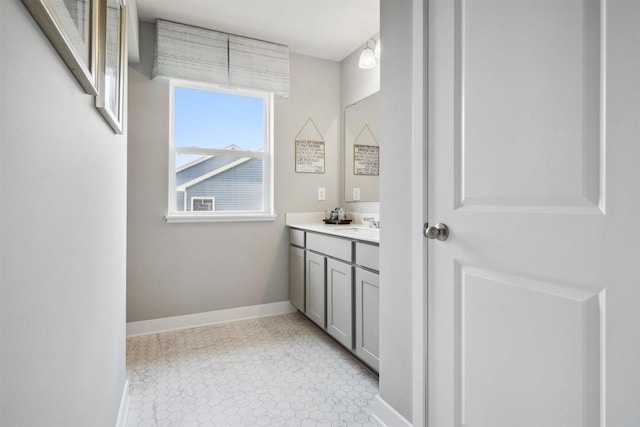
[[341, 36, 380, 109], [0, 1, 127, 426], [340, 35, 381, 214], [127, 22, 340, 322], [379, 0, 415, 420]]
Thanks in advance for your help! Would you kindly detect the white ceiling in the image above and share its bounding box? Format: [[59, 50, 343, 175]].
[[135, 0, 379, 62]]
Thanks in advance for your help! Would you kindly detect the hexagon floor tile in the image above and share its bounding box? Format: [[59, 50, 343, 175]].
[[126, 312, 380, 426]]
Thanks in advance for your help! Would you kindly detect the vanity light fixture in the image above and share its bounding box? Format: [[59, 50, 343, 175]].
[[358, 39, 377, 69], [374, 39, 381, 59]]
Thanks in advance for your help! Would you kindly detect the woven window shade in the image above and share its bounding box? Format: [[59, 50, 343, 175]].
[[152, 20, 290, 96], [153, 20, 229, 85], [229, 35, 290, 97]]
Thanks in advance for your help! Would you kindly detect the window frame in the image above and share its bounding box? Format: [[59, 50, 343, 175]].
[[166, 80, 276, 223]]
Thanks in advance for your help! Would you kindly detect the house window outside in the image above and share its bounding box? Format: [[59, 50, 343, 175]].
[[167, 81, 275, 222]]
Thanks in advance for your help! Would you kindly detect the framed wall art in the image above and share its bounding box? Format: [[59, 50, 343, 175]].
[[295, 139, 325, 173], [95, 0, 126, 134], [21, 0, 100, 94], [352, 124, 379, 176], [354, 144, 379, 176], [294, 117, 325, 173]]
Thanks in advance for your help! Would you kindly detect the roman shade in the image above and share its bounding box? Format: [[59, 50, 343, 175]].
[[153, 20, 228, 85], [153, 20, 290, 97], [228, 35, 290, 97]]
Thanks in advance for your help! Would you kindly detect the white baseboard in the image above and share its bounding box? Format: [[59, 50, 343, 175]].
[[115, 379, 130, 427], [372, 395, 413, 427], [126, 301, 297, 337]]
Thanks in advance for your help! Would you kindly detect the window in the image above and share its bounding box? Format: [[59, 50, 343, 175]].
[[191, 197, 215, 212], [167, 81, 275, 222]]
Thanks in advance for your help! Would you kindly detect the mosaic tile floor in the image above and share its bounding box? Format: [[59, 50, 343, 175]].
[[126, 312, 380, 426]]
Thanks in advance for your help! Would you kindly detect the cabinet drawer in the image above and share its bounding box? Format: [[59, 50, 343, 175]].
[[356, 242, 379, 272], [307, 232, 352, 262], [289, 228, 305, 247]]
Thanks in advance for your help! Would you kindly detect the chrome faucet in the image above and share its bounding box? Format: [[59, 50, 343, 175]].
[[363, 216, 380, 229]]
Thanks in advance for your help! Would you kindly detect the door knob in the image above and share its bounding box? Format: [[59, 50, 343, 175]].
[[423, 223, 449, 241]]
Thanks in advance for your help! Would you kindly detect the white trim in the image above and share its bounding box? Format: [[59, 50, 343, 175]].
[[126, 301, 296, 337], [412, 0, 428, 426], [265, 93, 275, 222], [115, 380, 130, 427], [372, 395, 413, 427], [175, 146, 266, 158], [168, 81, 275, 220], [168, 82, 177, 219], [165, 213, 277, 223]]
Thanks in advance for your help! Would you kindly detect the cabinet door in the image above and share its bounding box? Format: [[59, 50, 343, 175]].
[[327, 258, 354, 349], [289, 246, 305, 311], [305, 251, 325, 328], [355, 268, 379, 371]]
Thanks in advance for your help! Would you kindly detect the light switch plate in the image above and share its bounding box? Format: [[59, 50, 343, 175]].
[[318, 187, 326, 201], [353, 188, 361, 201]]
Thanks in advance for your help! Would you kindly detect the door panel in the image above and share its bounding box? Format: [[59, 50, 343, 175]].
[[454, 0, 602, 211], [356, 267, 380, 371], [428, 0, 640, 425], [455, 263, 601, 427], [327, 259, 353, 349], [289, 246, 305, 312], [306, 251, 325, 328]]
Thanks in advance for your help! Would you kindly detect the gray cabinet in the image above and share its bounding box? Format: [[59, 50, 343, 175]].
[[305, 250, 326, 328], [327, 258, 353, 349], [355, 267, 380, 371], [289, 246, 305, 311], [288, 227, 379, 372]]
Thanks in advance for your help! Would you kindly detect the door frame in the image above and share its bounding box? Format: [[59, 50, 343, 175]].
[[410, 0, 428, 425]]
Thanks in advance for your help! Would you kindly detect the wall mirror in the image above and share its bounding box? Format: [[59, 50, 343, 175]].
[[344, 91, 380, 202]]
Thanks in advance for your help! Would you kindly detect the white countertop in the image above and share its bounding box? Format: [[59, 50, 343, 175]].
[[286, 212, 380, 244]]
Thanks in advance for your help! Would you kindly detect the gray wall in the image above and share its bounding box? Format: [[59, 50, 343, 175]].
[[379, 0, 415, 420], [0, 1, 128, 426], [340, 36, 381, 214], [127, 22, 340, 322], [341, 36, 380, 109]]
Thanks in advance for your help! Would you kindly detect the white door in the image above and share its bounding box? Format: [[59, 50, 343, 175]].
[[427, 0, 640, 426]]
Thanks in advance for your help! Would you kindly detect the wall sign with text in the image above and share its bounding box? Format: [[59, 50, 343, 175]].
[[353, 144, 379, 176], [295, 140, 325, 173]]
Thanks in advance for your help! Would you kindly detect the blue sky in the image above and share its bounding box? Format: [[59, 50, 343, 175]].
[[174, 86, 264, 152]]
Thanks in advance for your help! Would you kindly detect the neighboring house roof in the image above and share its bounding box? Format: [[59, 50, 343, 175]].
[[176, 145, 264, 192], [176, 155, 213, 173], [175, 145, 244, 173], [176, 157, 252, 192]]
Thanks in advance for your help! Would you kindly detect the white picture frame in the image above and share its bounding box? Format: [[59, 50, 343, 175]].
[[95, 0, 126, 134], [22, 0, 100, 95]]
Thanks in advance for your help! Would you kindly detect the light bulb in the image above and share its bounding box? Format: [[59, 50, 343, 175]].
[[359, 47, 376, 69]]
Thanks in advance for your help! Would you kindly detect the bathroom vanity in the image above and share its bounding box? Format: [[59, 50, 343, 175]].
[[287, 214, 380, 372]]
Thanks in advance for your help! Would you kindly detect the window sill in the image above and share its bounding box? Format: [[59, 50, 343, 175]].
[[165, 213, 278, 223]]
